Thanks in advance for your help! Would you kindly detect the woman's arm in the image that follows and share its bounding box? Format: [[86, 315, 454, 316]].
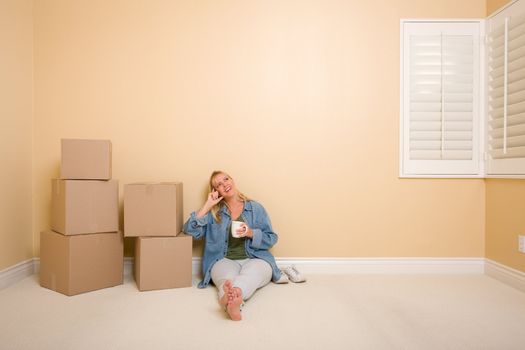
[[197, 190, 223, 218], [183, 190, 222, 239], [247, 203, 278, 250], [183, 211, 209, 240]]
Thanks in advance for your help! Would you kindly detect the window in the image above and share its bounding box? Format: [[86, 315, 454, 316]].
[[400, 21, 482, 177], [400, 0, 525, 178], [486, 0, 525, 175]]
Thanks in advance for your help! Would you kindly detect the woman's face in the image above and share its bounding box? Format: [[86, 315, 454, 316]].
[[213, 173, 236, 199]]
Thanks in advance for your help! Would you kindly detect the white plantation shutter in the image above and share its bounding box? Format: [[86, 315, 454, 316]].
[[486, 0, 525, 175], [401, 22, 481, 176]]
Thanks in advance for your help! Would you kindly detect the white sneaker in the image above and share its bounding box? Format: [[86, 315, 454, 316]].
[[275, 271, 289, 284], [282, 265, 306, 283]]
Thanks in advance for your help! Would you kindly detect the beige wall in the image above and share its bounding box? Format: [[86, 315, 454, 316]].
[[486, 180, 525, 272], [487, 0, 512, 14], [1, 0, 520, 275], [0, 0, 34, 271], [32, 0, 486, 259]]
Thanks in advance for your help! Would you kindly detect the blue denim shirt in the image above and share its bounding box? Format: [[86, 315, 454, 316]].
[[183, 200, 282, 288]]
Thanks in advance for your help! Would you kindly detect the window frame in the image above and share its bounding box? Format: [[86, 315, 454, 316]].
[[399, 19, 486, 178]]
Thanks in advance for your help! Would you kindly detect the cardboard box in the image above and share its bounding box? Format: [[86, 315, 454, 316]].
[[134, 234, 192, 291], [61, 139, 112, 180], [51, 179, 119, 235], [39, 230, 123, 296], [124, 182, 183, 237]]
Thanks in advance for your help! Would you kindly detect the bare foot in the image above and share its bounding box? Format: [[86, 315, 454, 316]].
[[226, 287, 243, 321], [219, 280, 232, 307]]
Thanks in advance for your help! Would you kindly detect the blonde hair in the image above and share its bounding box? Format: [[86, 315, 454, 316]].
[[209, 170, 249, 223]]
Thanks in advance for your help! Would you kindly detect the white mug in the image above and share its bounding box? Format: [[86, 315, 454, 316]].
[[231, 220, 247, 238]]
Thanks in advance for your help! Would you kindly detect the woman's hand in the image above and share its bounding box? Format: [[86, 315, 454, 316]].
[[197, 190, 223, 218], [207, 190, 223, 207], [237, 223, 253, 238]]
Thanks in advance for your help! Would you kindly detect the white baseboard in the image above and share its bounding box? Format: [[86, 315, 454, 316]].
[[123, 257, 484, 277], [485, 259, 525, 293], [4, 257, 486, 290], [124, 257, 133, 276], [0, 258, 36, 290], [165, 257, 484, 276], [277, 257, 485, 274]]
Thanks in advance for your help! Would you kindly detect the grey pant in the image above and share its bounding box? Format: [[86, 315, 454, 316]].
[[210, 258, 272, 301]]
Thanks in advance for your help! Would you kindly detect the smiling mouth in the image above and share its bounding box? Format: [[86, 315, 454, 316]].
[[225, 186, 231, 193]]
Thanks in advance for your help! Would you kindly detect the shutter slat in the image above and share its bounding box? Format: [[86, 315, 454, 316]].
[[490, 75, 504, 90], [444, 121, 473, 131], [489, 146, 525, 159], [410, 131, 441, 140], [489, 23, 504, 39], [490, 33, 505, 50], [489, 45, 505, 62], [410, 150, 472, 160], [444, 141, 473, 150], [509, 13, 525, 31], [411, 84, 441, 93], [489, 111, 525, 128], [444, 131, 473, 140], [490, 77, 525, 100], [443, 112, 473, 121], [509, 100, 525, 116], [443, 84, 473, 93], [410, 121, 441, 131], [410, 140, 472, 150], [410, 112, 442, 121], [508, 91, 525, 109], [410, 93, 441, 102], [489, 55, 504, 71], [489, 123, 525, 138], [410, 121, 475, 133], [508, 69, 525, 85], [489, 66, 504, 80], [410, 140, 441, 150], [491, 134, 525, 149], [490, 87, 525, 109], [443, 74, 473, 84], [410, 102, 441, 112], [508, 55, 525, 74], [442, 150, 472, 159], [508, 25, 525, 52], [412, 112, 472, 123], [410, 75, 441, 84], [489, 100, 525, 119], [410, 150, 442, 159], [410, 65, 441, 75], [411, 131, 472, 140], [508, 43, 525, 62], [444, 103, 473, 112], [443, 93, 473, 102]]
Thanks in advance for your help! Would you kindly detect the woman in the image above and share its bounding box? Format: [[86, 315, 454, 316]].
[[183, 170, 283, 321]]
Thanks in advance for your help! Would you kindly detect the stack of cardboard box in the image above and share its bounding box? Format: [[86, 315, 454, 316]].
[[40, 139, 123, 296], [124, 182, 192, 291]]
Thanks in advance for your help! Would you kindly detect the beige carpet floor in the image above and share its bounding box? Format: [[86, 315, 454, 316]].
[[1, 273, 525, 350]]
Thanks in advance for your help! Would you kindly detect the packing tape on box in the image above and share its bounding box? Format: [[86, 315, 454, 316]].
[[89, 189, 97, 231]]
